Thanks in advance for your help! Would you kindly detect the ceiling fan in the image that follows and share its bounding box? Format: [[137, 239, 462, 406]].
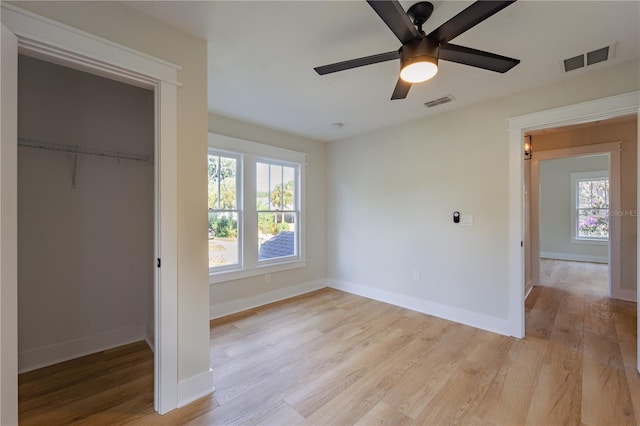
[[314, 0, 520, 100]]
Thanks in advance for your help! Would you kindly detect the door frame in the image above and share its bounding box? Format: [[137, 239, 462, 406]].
[[1, 5, 180, 414], [507, 91, 639, 373], [531, 143, 622, 298]]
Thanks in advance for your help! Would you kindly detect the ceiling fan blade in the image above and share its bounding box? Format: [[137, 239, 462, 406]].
[[439, 43, 520, 73], [314, 51, 399, 75], [391, 77, 412, 100], [428, 1, 516, 44], [367, 0, 420, 44]]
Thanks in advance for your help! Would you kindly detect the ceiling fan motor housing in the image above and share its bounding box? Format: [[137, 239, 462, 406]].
[[400, 37, 439, 70]]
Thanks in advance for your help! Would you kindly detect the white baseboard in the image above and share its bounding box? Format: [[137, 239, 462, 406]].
[[327, 279, 510, 336], [145, 321, 155, 352], [525, 282, 534, 300], [210, 279, 327, 320], [177, 368, 215, 408], [540, 251, 608, 264], [18, 325, 146, 373], [612, 287, 637, 302]]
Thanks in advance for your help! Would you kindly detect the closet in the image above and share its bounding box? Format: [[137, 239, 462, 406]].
[[17, 55, 154, 372]]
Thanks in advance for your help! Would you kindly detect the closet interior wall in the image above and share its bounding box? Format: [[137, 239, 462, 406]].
[[17, 55, 154, 372]]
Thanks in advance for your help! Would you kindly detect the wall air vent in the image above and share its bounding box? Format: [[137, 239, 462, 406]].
[[424, 95, 454, 108], [563, 43, 615, 72]]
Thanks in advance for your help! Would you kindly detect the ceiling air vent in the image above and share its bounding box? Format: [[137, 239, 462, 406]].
[[424, 95, 454, 108], [563, 55, 584, 72], [563, 43, 615, 72], [587, 46, 609, 65]]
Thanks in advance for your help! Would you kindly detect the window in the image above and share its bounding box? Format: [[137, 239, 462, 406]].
[[208, 133, 306, 282], [208, 152, 241, 271], [572, 171, 609, 241], [257, 161, 299, 262]]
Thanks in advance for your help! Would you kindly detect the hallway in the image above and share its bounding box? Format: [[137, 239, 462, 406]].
[[525, 259, 638, 424]]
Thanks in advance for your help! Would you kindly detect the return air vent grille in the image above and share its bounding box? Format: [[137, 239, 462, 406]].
[[424, 95, 454, 108], [563, 44, 615, 72]]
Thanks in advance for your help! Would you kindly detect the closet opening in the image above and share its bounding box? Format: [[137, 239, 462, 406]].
[[16, 54, 155, 416]]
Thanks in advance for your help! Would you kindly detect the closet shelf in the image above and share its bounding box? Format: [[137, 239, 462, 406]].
[[18, 137, 153, 163]]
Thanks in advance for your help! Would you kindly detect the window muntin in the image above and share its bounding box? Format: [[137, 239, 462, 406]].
[[576, 177, 609, 240], [257, 161, 299, 262], [208, 152, 241, 271]]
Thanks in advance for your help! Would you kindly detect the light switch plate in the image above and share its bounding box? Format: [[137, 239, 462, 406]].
[[461, 215, 473, 227]]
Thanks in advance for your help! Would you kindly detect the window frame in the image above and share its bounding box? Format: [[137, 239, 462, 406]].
[[208, 133, 306, 284], [571, 170, 609, 244], [256, 158, 301, 265], [208, 149, 242, 273]]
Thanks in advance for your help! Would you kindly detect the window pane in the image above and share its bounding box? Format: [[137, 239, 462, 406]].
[[219, 157, 237, 209], [578, 180, 591, 208], [578, 208, 609, 238], [208, 155, 220, 209], [282, 166, 296, 210], [258, 212, 296, 260], [208, 212, 239, 268], [256, 162, 270, 210], [591, 179, 608, 208], [270, 164, 283, 210], [208, 154, 237, 210]]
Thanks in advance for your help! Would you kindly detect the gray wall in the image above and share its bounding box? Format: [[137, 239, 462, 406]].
[[17, 55, 154, 371], [326, 59, 638, 328]]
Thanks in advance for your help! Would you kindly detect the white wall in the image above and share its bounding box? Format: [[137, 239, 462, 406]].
[[9, 0, 210, 390], [327, 59, 639, 333], [539, 155, 609, 263], [207, 113, 327, 317], [17, 56, 154, 372]]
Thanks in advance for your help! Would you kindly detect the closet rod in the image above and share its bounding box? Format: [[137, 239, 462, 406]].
[[17, 137, 153, 163]]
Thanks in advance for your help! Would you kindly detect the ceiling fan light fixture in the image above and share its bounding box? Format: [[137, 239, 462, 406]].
[[400, 58, 438, 83], [399, 37, 439, 83]]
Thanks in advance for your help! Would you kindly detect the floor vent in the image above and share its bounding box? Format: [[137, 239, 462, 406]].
[[424, 95, 454, 108], [563, 44, 615, 72]]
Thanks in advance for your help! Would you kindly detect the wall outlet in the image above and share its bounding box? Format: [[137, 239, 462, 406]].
[[412, 270, 421, 281], [461, 215, 473, 227], [264, 274, 271, 284]]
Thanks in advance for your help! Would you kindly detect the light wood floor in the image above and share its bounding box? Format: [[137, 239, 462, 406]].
[[19, 259, 638, 425]]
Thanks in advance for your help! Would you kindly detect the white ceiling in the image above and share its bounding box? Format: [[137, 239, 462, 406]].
[[124, 1, 640, 142]]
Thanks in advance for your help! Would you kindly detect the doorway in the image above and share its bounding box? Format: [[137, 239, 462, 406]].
[[525, 115, 636, 303], [2, 7, 181, 419], [506, 92, 639, 369], [16, 55, 155, 373]]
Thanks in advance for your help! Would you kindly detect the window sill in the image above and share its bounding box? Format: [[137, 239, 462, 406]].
[[571, 238, 608, 245], [209, 259, 306, 284]]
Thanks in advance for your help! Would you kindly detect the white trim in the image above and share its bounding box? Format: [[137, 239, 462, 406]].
[[0, 23, 19, 426], [210, 279, 326, 319], [524, 284, 534, 301], [540, 252, 608, 264], [328, 279, 510, 336], [155, 81, 179, 413], [508, 91, 639, 341], [18, 325, 146, 374], [177, 368, 215, 408], [2, 5, 182, 415], [1, 5, 181, 86], [508, 92, 639, 131], [208, 133, 306, 164]]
